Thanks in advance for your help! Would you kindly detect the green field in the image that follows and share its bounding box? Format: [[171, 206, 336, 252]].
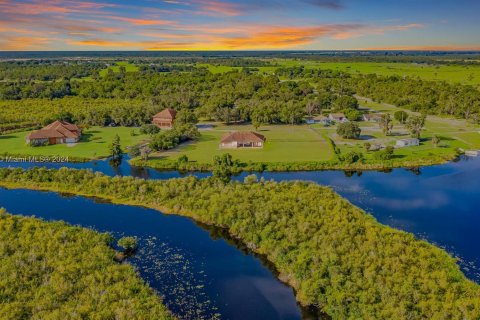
[[359, 98, 480, 148], [317, 62, 480, 85], [200, 59, 480, 86], [0, 127, 147, 159], [196, 63, 242, 74], [147, 108, 480, 168], [153, 124, 334, 163], [98, 61, 139, 77], [94, 60, 480, 86], [280, 60, 480, 85]]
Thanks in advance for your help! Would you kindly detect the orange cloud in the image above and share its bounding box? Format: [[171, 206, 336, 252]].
[[0, 36, 52, 50], [0, 0, 432, 52], [106, 16, 174, 26], [68, 24, 364, 50], [215, 26, 342, 48], [0, 0, 116, 15], [56, 24, 122, 33], [391, 23, 424, 31], [193, 0, 243, 16], [66, 38, 200, 50], [330, 23, 423, 40]]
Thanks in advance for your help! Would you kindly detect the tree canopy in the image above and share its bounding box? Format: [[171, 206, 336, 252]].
[[1, 167, 479, 319], [0, 209, 173, 320]]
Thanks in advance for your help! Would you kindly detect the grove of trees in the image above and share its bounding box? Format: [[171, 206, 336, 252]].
[[0, 209, 173, 319], [1, 60, 478, 135]]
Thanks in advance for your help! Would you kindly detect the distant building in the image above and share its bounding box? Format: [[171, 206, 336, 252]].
[[306, 115, 331, 126], [362, 113, 383, 122], [26, 120, 81, 146], [305, 117, 315, 124], [220, 131, 266, 149], [465, 150, 479, 157], [152, 108, 177, 129], [329, 113, 348, 123], [396, 138, 420, 147], [368, 144, 385, 151]]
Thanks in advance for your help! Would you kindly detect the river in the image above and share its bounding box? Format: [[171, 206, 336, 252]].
[[0, 155, 479, 319]]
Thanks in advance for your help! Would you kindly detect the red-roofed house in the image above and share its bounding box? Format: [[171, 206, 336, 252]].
[[220, 131, 266, 149], [152, 108, 177, 129], [26, 120, 82, 146]]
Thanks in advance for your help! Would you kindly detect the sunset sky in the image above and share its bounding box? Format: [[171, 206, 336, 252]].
[[0, 0, 479, 51]]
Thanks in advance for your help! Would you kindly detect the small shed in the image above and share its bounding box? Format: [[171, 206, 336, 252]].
[[220, 131, 266, 149], [362, 113, 383, 122], [396, 138, 420, 147], [306, 115, 331, 125]]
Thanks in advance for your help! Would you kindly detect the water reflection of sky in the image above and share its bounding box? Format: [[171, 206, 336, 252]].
[[255, 158, 480, 283], [1, 156, 479, 283], [0, 188, 302, 320]]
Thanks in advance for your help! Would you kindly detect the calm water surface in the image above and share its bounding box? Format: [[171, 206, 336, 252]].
[[1, 155, 479, 318], [0, 187, 310, 320]]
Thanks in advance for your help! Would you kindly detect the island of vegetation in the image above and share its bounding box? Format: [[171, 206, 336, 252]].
[[0, 209, 173, 320], [0, 167, 479, 319]]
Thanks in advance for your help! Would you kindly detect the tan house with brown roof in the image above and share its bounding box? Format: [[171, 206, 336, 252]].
[[220, 131, 266, 149], [329, 112, 348, 123], [152, 108, 177, 129], [26, 120, 82, 146]]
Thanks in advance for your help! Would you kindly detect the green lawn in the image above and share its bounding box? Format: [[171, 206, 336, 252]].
[[193, 60, 480, 86], [333, 98, 480, 162], [336, 133, 468, 164], [0, 127, 147, 159], [98, 61, 139, 77], [154, 124, 334, 163], [196, 63, 242, 74], [319, 62, 480, 85], [359, 98, 480, 148], [275, 60, 480, 86], [97, 59, 480, 86]]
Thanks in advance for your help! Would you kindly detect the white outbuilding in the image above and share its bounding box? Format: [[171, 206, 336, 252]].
[[396, 138, 420, 147]]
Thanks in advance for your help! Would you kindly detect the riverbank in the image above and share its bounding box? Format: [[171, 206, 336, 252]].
[[0, 209, 174, 319], [0, 148, 459, 174], [130, 151, 459, 173], [0, 167, 478, 319]]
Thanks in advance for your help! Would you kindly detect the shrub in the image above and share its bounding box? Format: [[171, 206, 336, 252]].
[[336, 122, 361, 139], [374, 146, 395, 160], [140, 124, 160, 136], [117, 236, 138, 253], [343, 151, 364, 164], [344, 108, 361, 121]]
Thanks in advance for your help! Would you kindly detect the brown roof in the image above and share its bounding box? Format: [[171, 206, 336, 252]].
[[314, 115, 329, 120], [363, 113, 383, 119], [153, 108, 177, 120], [27, 120, 81, 140], [221, 131, 266, 144], [329, 113, 346, 118]]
